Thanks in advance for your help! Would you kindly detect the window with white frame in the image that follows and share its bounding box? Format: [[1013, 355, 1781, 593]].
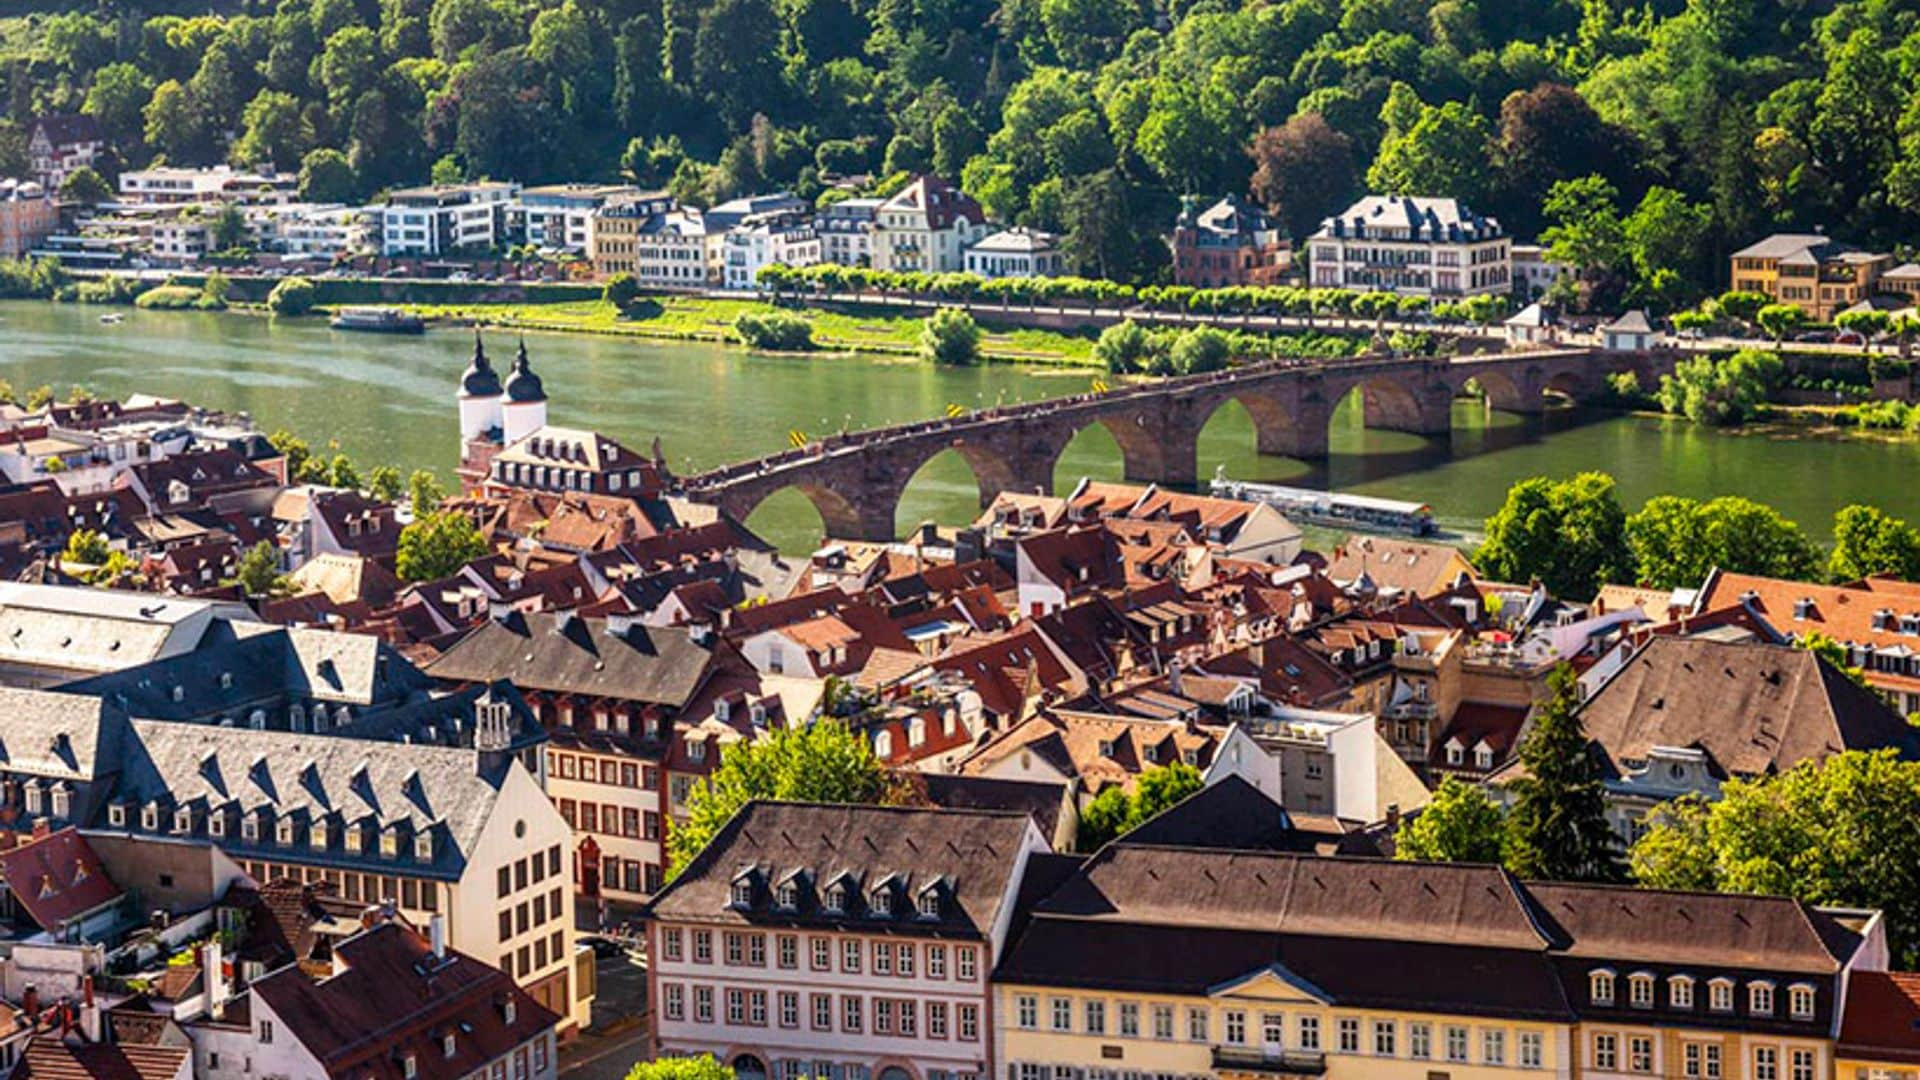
[[1754, 1047, 1778, 1080], [1119, 1002, 1140, 1038], [1373, 1020, 1396, 1056], [1409, 1022, 1432, 1059], [1187, 1007, 1209, 1042], [1520, 1032, 1543, 1070], [1484, 1029, 1506, 1066], [1630, 1035, 1653, 1073], [1751, 982, 1775, 1016], [1338, 1018, 1360, 1053], [1446, 1025, 1469, 1063], [957, 945, 977, 980], [1297, 1016, 1319, 1051], [1790, 1048, 1814, 1080], [1593, 1033, 1618, 1071], [928, 943, 946, 978], [1153, 1005, 1174, 1040], [1789, 983, 1815, 1020], [1629, 972, 1655, 1008], [1225, 1010, 1246, 1046], [1085, 1000, 1106, 1035], [1051, 998, 1071, 1032], [1670, 975, 1695, 1009], [1709, 979, 1735, 1012], [1016, 995, 1037, 1030], [1591, 969, 1617, 1005]]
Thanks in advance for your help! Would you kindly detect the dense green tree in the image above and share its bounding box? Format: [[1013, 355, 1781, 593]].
[[920, 307, 981, 366], [1075, 762, 1204, 851], [267, 276, 318, 315], [1828, 505, 1920, 583], [669, 721, 892, 875], [1095, 319, 1153, 374], [1395, 777, 1507, 864], [1504, 665, 1622, 883], [1476, 472, 1631, 600], [298, 148, 358, 202], [143, 80, 201, 161], [395, 509, 490, 581], [1368, 97, 1496, 206], [1655, 348, 1782, 426], [1540, 175, 1628, 308], [83, 64, 156, 149], [1625, 495, 1821, 590], [232, 90, 311, 169], [58, 168, 112, 206], [625, 1055, 735, 1080], [1631, 751, 1920, 966], [408, 469, 447, 512], [230, 540, 289, 597]]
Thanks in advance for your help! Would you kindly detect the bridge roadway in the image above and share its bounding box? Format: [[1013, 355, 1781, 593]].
[[676, 347, 1673, 542]]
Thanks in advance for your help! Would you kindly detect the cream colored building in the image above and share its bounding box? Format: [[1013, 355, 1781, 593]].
[[870, 176, 990, 275]]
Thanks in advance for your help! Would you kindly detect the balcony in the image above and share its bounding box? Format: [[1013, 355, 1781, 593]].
[[1386, 700, 1439, 721], [1211, 1048, 1328, 1076]]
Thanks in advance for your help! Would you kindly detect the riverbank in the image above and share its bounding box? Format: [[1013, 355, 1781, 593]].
[[380, 296, 1107, 366]]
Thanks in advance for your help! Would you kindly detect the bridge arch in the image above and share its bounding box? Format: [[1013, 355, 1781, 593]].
[[729, 480, 892, 544], [1332, 372, 1450, 435], [1193, 389, 1330, 461], [892, 441, 1030, 536], [1464, 368, 1534, 413], [1544, 368, 1589, 402]]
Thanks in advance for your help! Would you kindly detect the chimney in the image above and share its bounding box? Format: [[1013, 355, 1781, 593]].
[[430, 913, 447, 960], [204, 938, 226, 1021], [1384, 803, 1401, 832], [30, 819, 50, 841], [22, 985, 38, 1021], [604, 612, 636, 639], [79, 977, 100, 1042], [1167, 657, 1183, 698]]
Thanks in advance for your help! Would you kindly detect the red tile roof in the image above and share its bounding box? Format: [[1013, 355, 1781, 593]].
[[17, 1035, 189, 1080], [0, 828, 121, 931], [1839, 971, 1920, 1064]]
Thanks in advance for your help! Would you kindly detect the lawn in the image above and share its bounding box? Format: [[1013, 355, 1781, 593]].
[[388, 295, 1105, 367]]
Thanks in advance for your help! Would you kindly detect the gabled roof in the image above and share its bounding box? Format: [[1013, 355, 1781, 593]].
[[425, 611, 718, 708], [644, 801, 1036, 937], [1839, 971, 1920, 1064], [1573, 636, 1920, 779], [30, 114, 102, 147], [1524, 881, 1859, 973], [250, 922, 557, 1080], [17, 1034, 188, 1080], [0, 827, 121, 930]]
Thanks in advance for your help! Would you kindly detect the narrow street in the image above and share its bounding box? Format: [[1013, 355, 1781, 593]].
[[562, 946, 651, 1080]]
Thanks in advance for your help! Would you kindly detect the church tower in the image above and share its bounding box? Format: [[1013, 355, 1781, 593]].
[[500, 338, 549, 445], [457, 331, 504, 451]]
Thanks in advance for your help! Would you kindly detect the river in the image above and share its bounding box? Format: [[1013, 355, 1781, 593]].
[[3, 299, 1916, 553]]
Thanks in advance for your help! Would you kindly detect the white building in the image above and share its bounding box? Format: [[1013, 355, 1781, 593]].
[[964, 227, 1065, 279], [871, 175, 990, 275], [626, 208, 721, 288], [379, 182, 518, 257], [512, 184, 643, 253], [149, 218, 211, 263], [1309, 195, 1510, 297], [818, 198, 880, 267], [119, 165, 297, 206], [724, 213, 824, 290], [1512, 243, 1568, 299], [27, 115, 105, 190], [1204, 705, 1426, 822], [646, 801, 1047, 1080], [249, 203, 374, 258], [107, 714, 593, 1032]]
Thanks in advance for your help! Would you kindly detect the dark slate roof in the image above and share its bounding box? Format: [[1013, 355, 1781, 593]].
[[425, 611, 718, 709], [0, 689, 128, 782], [1524, 881, 1860, 974], [30, 114, 102, 147], [460, 334, 503, 398], [1118, 775, 1374, 855], [1576, 636, 1920, 779], [111, 720, 518, 881], [502, 341, 545, 403], [645, 801, 1037, 939], [916, 773, 1068, 840], [249, 922, 557, 1080]]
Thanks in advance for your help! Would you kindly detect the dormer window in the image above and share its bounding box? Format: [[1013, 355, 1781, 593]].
[[1750, 982, 1775, 1016], [241, 814, 260, 842], [415, 831, 434, 862], [916, 886, 942, 919], [1474, 745, 1494, 770], [1591, 969, 1616, 1006], [403, 1053, 417, 1079], [870, 885, 894, 916], [380, 829, 399, 858], [276, 817, 294, 846], [1873, 609, 1893, 631], [1789, 983, 1815, 1020], [443, 1034, 456, 1059], [310, 821, 328, 848], [731, 875, 755, 909], [1628, 972, 1654, 1008], [824, 883, 847, 914], [1793, 598, 1814, 620], [1446, 742, 1464, 766], [50, 786, 69, 819], [208, 809, 225, 838], [504, 999, 516, 1024], [1709, 978, 1734, 1012], [174, 808, 192, 834], [141, 803, 158, 831], [1669, 975, 1694, 1010], [776, 880, 799, 910], [108, 803, 126, 828]]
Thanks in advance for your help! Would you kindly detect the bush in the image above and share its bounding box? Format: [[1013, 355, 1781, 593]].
[[133, 284, 204, 310], [1168, 326, 1232, 374], [733, 310, 814, 350], [919, 307, 980, 366], [267, 276, 317, 316], [0, 257, 66, 299], [1095, 320, 1152, 374], [1655, 348, 1782, 426], [603, 272, 640, 310], [71, 276, 144, 305]]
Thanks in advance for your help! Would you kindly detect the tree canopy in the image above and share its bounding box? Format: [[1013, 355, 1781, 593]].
[[1474, 472, 1630, 601], [395, 508, 490, 581], [1503, 665, 1621, 883]]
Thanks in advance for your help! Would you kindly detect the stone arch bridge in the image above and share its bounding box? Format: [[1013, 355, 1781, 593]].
[[678, 348, 1673, 541]]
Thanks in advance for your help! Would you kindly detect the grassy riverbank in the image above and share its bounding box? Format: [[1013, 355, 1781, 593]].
[[381, 296, 1107, 366]]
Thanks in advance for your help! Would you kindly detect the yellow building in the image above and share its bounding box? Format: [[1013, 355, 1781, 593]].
[[994, 845, 1885, 1080], [1728, 234, 1893, 321]]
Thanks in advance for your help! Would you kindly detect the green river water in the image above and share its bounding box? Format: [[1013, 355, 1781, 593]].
[[3, 299, 1917, 553]]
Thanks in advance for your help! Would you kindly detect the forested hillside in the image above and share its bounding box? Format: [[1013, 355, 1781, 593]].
[[0, 0, 1915, 297]]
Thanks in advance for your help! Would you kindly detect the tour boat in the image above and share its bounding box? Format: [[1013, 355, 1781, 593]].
[[329, 307, 425, 334]]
